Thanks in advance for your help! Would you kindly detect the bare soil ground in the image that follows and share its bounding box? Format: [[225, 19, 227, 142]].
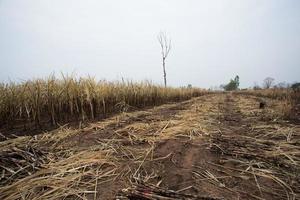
[[0, 93, 299, 200]]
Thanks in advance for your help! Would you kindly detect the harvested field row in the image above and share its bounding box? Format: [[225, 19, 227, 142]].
[[0, 93, 299, 199], [0, 94, 218, 199]]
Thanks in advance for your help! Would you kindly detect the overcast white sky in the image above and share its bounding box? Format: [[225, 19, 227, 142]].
[[0, 0, 299, 88]]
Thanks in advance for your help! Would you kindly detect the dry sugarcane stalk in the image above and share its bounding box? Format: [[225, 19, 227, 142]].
[[116, 181, 223, 200], [0, 74, 208, 131], [0, 146, 47, 186]]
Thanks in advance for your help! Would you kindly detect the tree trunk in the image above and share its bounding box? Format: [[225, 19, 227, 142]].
[[163, 57, 167, 87]]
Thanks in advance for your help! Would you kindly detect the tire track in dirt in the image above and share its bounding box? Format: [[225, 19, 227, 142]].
[[137, 94, 238, 199], [92, 94, 226, 199], [148, 93, 298, 200]]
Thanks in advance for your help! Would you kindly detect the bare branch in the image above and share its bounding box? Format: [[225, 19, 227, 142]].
[[158, 32, 171, 59]]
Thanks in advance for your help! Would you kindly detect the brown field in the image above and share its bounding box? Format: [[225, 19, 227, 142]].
[[0, 92, 299, 200]]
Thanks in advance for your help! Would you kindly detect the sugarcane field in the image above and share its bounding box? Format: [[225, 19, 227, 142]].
[[1, 1, 300, 199], [0, 79, 299, 199]]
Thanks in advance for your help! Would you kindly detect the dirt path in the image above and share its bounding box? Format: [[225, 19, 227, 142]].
[[99, 93, 299, 199], [1, 93, 299, 200], [115, 93, 299, 200]]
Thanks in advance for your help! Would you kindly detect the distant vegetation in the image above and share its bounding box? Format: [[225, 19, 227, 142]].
[[222, 75, 240, 91], [0, 74, 207, 130], [263, 77, 275, 89]]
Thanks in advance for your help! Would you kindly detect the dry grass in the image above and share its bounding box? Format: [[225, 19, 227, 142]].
[[0, 74, 207, 131], [0, 149, 117, 200], [0, 125, 133, 200], [1, 91, 299, 200], [208, 94, 300, 200], [0, 94, 216, 200], [237, 88, 300, 120]]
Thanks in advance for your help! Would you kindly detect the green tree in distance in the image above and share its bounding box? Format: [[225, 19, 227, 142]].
[[223, 75, 240, 91]]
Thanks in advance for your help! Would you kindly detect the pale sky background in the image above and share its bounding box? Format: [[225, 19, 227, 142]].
[[0, 0, 299, 88]]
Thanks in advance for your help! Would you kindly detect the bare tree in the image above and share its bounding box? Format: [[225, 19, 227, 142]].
[[157, 32, 171, 87], [276, 82, 289, 89], [253, 82, 261, 90], [263, 77, 275, 89]]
